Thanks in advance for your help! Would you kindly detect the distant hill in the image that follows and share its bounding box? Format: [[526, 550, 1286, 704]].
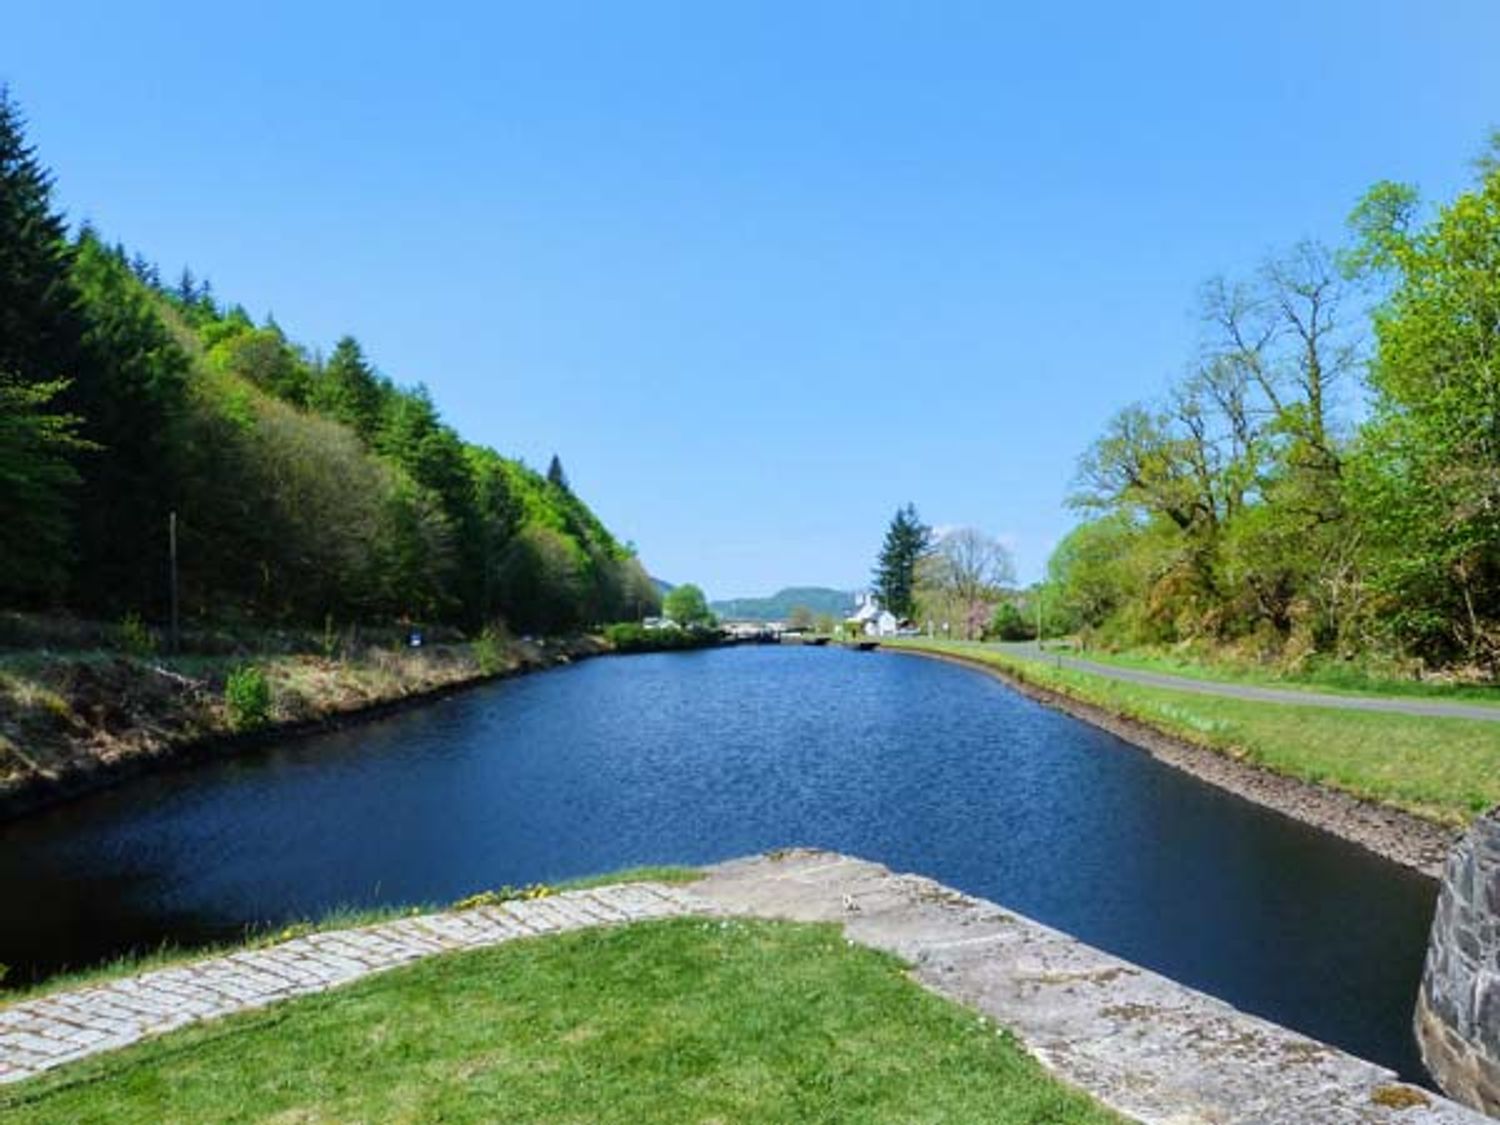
[[651, 578, 675, 595], [711, 587, 857, 622]]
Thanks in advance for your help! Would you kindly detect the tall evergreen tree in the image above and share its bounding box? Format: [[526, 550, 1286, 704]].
[[872, 503, 931, 620], [0, 86, 82, 389], [315, 335, 385, 442], [0, 87, 90, 599], [69, 231, 191, 613], [546, 453, 570, 491]]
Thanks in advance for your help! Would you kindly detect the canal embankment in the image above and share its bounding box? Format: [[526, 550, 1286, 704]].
[[0, 631, 608, 823], [880, 639, 1480, 878]]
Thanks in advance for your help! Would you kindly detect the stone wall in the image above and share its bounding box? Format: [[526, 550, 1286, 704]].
[[1418, 807, 1500, 1116]]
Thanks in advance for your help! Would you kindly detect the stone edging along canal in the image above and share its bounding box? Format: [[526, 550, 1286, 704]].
[[884, 644, 1462, 880], [0, 851, 1485, 1124]]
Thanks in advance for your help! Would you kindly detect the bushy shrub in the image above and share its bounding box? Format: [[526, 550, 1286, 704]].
[[986, 603, 1035, 642], [224, 664, 272, 730], [117, 611, 157, 657], [472, 624, 511, 675], [605, 622, 719, 653]]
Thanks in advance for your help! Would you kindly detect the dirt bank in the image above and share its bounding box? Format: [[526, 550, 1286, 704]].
[[888, 646, 1460, 879], [0, 635, 607, 823]]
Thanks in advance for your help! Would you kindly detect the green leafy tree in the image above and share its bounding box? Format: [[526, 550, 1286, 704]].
[[918, 528, 1016, 640], [872, 503, 930, 620], [497, 526, 586, 634], [207, 322, 313, 405], [663, 583, 715, 627], [1348, 167, 1500, 665], [986, 602, 1033, 642], [0, 374, 93, 601]]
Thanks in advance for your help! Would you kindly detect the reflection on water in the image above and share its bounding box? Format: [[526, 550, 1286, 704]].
[[0, 646, 1436, 1079]]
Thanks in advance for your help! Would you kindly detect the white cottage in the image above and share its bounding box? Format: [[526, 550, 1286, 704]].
[[847, 592, 899, 637]]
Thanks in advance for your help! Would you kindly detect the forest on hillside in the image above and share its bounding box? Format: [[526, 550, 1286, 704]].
[[0, 89, 660, 637], [1043, 152, 1500, 674]]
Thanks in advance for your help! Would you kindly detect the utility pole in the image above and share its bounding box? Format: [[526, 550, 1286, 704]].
[[169, 511, 180, 654]]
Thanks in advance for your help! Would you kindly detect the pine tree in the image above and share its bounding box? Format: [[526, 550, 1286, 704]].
[[316, 335, 385, 442], [0, 87, 91, 600], [175, 266, 197, 305], [69, 230, 191, 613], [0, 86, 83, 389], [546, 454, 570, 491], [872, 503, 931, 620]]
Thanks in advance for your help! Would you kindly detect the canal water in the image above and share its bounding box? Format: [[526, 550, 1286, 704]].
[[0, 646, 1437, 1079]]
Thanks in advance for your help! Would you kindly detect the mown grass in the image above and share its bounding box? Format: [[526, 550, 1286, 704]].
[[0, 918, 1116, 1125], [1044, 644, 1500, 706], [888, 639, 1500, 825], [0, 867, 700, 1003]]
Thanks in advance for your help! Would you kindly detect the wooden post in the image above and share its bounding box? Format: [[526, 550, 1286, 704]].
[[169, 511, 180, 654]]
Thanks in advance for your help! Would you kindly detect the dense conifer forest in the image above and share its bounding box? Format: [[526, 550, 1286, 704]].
[[0, 88, 659, 636]]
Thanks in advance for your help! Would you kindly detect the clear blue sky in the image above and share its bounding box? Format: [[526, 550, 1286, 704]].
[[9, 2, 1500, 599]]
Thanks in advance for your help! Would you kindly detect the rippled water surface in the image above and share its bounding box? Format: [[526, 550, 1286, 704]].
[[0, 646, 1437, 1078]]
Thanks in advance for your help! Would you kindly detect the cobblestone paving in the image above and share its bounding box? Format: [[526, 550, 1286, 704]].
[[0, 881, 713, 1085]]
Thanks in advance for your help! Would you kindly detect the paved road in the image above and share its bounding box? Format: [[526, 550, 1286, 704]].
[[986, 642, 1500, 722]]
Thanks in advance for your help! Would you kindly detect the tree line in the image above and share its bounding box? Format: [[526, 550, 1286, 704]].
[[1045, 150, 1500, 672], [0, 87, 660, 637]]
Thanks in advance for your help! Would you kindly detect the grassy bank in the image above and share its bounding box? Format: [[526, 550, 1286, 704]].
[[0, 918, 1115, 1124], [886, 639, 1500, 826], [0, 625, 606, 817]]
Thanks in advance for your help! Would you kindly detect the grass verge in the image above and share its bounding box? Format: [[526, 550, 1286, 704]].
[[887, 639, 1500, 826], [0, 918, 1115, 1124]]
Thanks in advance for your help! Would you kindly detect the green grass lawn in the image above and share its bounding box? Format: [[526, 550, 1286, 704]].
[[887, 639, 1500, 825], [1036, 643, 1500, 706], [0, 918, 1115, 1125]]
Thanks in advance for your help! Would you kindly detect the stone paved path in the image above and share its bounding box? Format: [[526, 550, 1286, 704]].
[[0, 853, 1490, 1123], [0, 880, 712, 1086], [695, 851, 1487, 1125]]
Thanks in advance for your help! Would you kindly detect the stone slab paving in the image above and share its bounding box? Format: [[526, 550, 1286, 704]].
[[693, 850, 1490, 1125], [1, 852, 1490, 1124], [0, 880, 712, 1085]]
